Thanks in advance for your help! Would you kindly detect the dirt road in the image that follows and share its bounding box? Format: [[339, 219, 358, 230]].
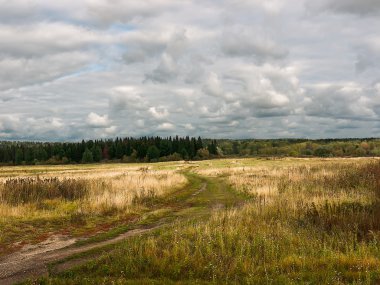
[[0, 172, 245, 284], [0, 226, 160, 285]]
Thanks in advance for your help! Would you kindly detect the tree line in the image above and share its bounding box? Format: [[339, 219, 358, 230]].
[[0, 136, 219, 165], [217, 138, 380, 157], [1, 137, 379, 166]]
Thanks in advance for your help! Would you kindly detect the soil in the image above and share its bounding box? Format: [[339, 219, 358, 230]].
[[0, 227, 159, 285]]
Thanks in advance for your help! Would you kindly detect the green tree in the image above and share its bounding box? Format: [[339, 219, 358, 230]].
[[92, 145, 102, 162], [147, 145, 160, 161], [35, 147, 48, 162], [232, 141, 240, 155], [196, 136, 203, 150], [159, 140, 172, 156], [24, 148, 34, 164], [180, 148, 189, 159], [207, 140, 218, 155], [115, 142, 124, 159], [82, 148, 94, 163], [15, 149, 24, 165], [314, 147, 331, 157]]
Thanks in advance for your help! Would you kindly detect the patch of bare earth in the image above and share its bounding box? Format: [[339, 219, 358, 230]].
[[0, 227, 159, 285]]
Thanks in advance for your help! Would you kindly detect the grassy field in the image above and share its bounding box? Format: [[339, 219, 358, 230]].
[[0, 158, 379, 284], [0, 162, 189, 256]]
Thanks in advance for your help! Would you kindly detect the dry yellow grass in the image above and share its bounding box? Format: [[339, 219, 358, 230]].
[[197, 158, 378, 207], [0, 164, 187, 219]]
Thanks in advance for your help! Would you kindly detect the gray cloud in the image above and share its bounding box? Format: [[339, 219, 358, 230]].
[[0, 52, 94, 91], [355, 37, 380, 73], [308, 0, 380, 16], [0, 0, 379, 140], [221, 26, 288, 61], [304, 83, 376, 121], [0, 22, 114, 58]]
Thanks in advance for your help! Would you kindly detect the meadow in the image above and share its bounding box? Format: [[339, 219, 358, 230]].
[[0, 162, 188, 256], [0, 158, 379, 284]]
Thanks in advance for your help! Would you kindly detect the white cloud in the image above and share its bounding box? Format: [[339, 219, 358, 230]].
[[203, 72, 223, 97], [0, 0, 379, 140], [184, 123, 195, 130], [157, 122, 175, 131], [148, 106, 169, 119], [86, 112, 111, 128]]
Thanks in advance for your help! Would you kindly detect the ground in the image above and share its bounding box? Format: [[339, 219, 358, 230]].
[[0, 158, 379, 284]]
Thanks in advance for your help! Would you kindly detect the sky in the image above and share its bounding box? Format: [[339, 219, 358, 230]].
[[0, 0, 379, 141]]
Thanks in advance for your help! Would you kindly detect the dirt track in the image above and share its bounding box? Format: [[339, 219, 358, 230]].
[[0, 226, 159, 285], [0, 176, 236, 284]]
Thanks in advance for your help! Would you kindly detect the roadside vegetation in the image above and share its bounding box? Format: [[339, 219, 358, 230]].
[[5, 157, 376, 284]]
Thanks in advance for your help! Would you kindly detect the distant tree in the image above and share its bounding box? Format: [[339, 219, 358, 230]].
[[232, 141, 240, 155], [15, 148, 24, 165], [24, 148, 34, 164], [109, 143, 116, 159], [207, 140, 218, 155], [92, 145, 102, 162], [102, 145, 110, 160], [35, 147, 48, 162], [115, 142, 124, 159], [179, 148, 189, 159], [147, 145, 160, 161], [82, 148, 94, 163], [196, 148, 210, 159], [196, 136, 203, 150], [314, 147, 331, 157], [159, 140, 172, 157]]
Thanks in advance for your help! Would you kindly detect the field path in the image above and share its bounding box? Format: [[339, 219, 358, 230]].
[[0, 172, 246, 284], [0, 227, 159, 285]]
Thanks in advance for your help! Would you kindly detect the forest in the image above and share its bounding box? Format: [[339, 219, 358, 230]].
[[0, 137, 379, 165]]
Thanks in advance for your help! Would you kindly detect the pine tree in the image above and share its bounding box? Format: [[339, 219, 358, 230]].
[[15, 148, 24, 165], [147, 145, 160, 161], [92, 145, 102, 162], [82, 148, 94, 163]]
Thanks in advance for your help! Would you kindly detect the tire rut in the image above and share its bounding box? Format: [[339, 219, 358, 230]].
[[0, 226, 160, 285]]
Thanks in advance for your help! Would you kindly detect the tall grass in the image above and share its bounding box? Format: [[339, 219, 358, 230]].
[[0, 165, 188, 255], [0, 168, 187, 216], [19, 159, 380, 283], [0, 177, 88, 205]]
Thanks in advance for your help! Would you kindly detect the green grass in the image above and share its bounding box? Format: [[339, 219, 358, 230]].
[[9, 159, 380, 284]]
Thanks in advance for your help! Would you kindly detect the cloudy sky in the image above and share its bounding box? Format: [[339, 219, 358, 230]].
[[0, 0, 379, 141]]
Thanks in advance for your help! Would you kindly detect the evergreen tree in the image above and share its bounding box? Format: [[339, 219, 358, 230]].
[[159, 140, 172, 156], [115, 142, 124, 159], [15, 148, 24, 165], [82, 148, 94, 163], [147, 145, 160, 161], [92, 145, 102, 162], [196, 136, 203, 150], [24, 148, 34, 164], [180, 148, 188, 159], [208, 140, 218, 155], [35, 147, 48, 162]]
